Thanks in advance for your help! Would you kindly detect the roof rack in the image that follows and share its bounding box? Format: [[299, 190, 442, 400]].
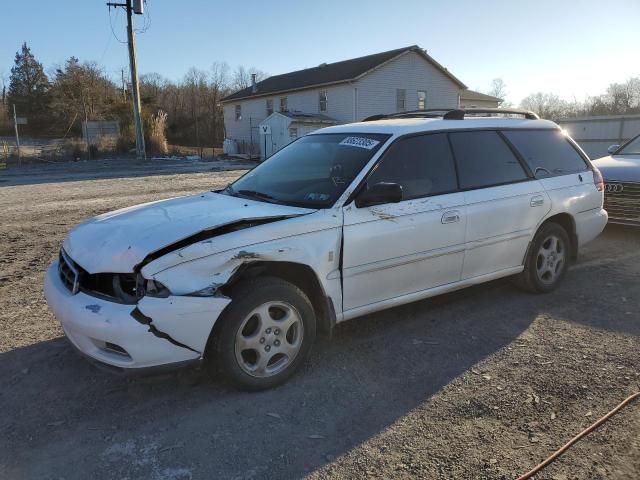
[[362, 108, 539, 122]]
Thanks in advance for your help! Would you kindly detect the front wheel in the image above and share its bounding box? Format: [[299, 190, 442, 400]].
[[515, 222, 571, 293], [208, 277, 316, 391]]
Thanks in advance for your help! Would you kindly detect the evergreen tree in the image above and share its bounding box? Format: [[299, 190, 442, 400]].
[[7, 42, 50, 116]]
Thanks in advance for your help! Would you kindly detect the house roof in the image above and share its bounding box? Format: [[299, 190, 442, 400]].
[[460, 89, 503, 103], [279, 111, 337, 124], [222, 45, 466, 103]]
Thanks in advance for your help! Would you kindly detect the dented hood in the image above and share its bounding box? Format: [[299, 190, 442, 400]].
[[63, 192, 313, 273]]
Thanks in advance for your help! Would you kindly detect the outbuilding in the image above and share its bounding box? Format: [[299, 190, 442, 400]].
[[459, 89, 502, 109], [258, 111, 337, 160]]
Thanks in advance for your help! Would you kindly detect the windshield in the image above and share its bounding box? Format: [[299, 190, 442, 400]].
[[224, 133, 390, 208], [618, 135, 640, 155]]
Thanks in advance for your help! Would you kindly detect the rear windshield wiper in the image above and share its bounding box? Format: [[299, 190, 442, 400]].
[[236, 189, 280, 203]]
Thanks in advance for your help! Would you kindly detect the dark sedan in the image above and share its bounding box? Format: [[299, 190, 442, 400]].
[[593, 134, 640, 226]]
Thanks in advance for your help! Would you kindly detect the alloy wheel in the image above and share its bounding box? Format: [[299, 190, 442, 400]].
[[234, 301, 304, 378], [535, 234, 565, 285]]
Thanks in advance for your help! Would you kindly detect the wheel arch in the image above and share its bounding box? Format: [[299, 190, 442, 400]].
[[203, 261, 336, 359], [543, 213, 578, 260], [523, 213, 578, 266]]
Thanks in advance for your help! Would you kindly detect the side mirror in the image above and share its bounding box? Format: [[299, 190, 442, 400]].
[[608, 144, 620, 154], [355, 182, 403, 208]]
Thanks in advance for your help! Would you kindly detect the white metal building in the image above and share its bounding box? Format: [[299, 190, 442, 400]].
[[221, 45, 466, 156], [258, 112, 337, 159], [557, 114, 640, 159]]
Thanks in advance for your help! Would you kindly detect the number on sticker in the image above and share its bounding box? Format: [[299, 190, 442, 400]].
[[339, 137, 380, 150]]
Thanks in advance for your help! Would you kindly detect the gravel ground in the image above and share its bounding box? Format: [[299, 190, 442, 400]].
[[0, 161, 638, 480]]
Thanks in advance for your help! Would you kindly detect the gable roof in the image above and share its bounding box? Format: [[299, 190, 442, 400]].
[[222, 45, 466, 103], [460, 89, 502, 103]]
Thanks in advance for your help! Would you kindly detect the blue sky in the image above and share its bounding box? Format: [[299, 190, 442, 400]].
[[1, 0, 638, 104]]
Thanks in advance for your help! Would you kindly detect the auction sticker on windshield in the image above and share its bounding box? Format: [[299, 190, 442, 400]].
[[339, 136, 380, 150]]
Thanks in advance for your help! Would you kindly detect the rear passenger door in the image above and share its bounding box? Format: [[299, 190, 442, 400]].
[[501, 130, 599, 236], [448, 130, 550, 279], [342, 133, 466, 312]]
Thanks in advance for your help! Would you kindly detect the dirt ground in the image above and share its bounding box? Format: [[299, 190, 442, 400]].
[[0, 160, 638, 480]]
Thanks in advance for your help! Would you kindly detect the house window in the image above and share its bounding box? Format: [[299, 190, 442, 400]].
[[235, 104, 242, 121], [266, 99, 273, 116], [319, 90, 328, 112], [289, 127, 298, 139], [396, 89, 406, 112], [280, 97, 288, 112], [417, 90, 427, 110]]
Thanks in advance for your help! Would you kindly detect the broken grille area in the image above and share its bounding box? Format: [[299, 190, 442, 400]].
[[58, 249, 140, 303], [59, 249, 81, 294], [604, 182, 640, 226]]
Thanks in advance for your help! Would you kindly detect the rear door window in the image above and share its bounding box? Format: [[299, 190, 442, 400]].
[[449, 130, 529, 189], [502, 129, 589, 177], [367, 133, 458, 199]]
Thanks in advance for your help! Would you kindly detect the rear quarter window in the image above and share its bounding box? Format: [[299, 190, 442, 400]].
[[502, 130, 589, 177]]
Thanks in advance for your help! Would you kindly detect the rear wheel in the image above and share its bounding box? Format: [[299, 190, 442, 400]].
[[208, 277, 316, 391], [515, 222, 570, 293]]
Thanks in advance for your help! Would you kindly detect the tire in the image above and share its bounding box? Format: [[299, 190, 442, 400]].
[[515, 222, 571, 293], [208, 276, 316, 391]]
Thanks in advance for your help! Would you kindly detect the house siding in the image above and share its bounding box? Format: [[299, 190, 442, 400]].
[[353, 51, 461, 120], [459, 98, 500, 109], [223, 83, 354, 153], [223, 50, 463, 150]]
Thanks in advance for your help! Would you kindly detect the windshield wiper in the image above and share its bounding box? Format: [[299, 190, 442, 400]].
[[220, 184, 235, 195], [236, 189, 280, 203]]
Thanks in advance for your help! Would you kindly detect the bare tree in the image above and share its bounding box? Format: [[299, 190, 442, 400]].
[[519, 92, 571, 119], [209, 62, 230, 146], [184, 68, 209, 153], [488, 78, 507, 101], [231, 66, 268, 92], [50, 57, 119, 127]]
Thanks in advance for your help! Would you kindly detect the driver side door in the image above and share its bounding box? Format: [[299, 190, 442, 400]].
[[341, 133, 466, 314]]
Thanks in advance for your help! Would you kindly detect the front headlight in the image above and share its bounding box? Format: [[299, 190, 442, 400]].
[[142, 278, 170, 298], [111, 274, 170, 302]]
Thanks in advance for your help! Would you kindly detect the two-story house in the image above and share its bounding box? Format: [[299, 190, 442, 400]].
[[221, 45, 467, 156]]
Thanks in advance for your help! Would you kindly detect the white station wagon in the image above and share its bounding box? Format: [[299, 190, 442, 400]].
[[44, 108, 608, 390]]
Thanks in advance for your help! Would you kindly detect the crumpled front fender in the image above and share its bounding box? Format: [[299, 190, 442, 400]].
[[136, 295, 231, 354]]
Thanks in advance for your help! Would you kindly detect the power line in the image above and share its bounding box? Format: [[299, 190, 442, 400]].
[[135, 0, 151, 34], [108, 5, 128, 44]]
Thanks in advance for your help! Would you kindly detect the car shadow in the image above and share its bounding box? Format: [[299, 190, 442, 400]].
[[1, 279, 536, 479]]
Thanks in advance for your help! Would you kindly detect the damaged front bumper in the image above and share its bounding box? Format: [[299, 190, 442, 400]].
[[44, 262, 230, 371]]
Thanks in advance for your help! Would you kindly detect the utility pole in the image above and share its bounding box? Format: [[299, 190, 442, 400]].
[[121, 68, 127, 101], [125, 0, 145, 159], [107, 0, 145, 159], [12, 104, 21, 166]]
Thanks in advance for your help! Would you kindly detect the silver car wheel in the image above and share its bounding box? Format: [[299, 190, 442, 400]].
[[234, 301, 304, 378], [535, 234, 565, 285]]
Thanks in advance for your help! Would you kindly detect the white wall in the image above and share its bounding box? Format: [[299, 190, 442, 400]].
[[557, 114, 640, 159], [353, 50, 462, 120], [258, 113, 291, 159], [223, 84, 353, 152], [223, 50, 463, 149]]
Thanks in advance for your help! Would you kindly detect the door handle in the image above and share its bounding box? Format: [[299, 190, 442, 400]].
[[530, 195, 545, 207], [441, 210, 460, 224]]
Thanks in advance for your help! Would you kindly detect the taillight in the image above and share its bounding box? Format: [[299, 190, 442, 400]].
[[592, 166, 604, 192]]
